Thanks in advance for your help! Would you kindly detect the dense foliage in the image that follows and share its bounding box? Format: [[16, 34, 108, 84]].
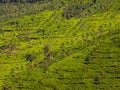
[[0, 0, 120, 90], [0, 0, 49, 3]]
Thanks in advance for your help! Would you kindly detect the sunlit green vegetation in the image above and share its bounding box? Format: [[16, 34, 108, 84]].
[[0, 0, 120, 90]]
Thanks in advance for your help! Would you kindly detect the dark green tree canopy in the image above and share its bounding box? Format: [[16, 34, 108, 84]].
[[0, 0, 50, 3]]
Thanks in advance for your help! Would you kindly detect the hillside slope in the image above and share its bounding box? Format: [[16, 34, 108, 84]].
[[0, 0, 120, 90]]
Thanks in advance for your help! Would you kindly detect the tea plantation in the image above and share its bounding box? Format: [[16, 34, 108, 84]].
[[0, 0, 120, 90]]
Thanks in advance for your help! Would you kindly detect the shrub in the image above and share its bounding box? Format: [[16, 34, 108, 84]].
[[24, 53, 36, 62]]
